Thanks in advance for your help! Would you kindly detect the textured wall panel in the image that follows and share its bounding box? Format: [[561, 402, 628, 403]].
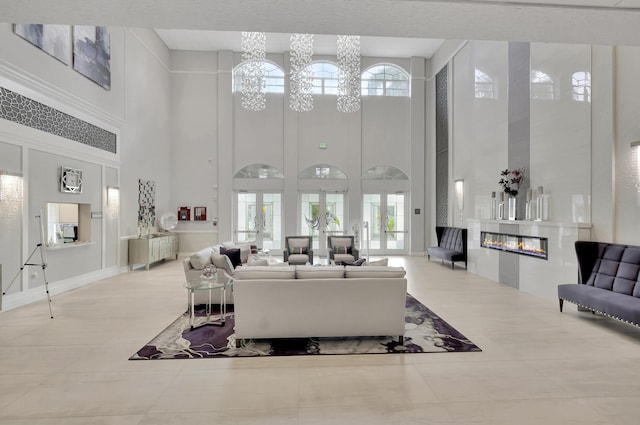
[[0, 86, 116, 153], [435, 66, 449, 226]]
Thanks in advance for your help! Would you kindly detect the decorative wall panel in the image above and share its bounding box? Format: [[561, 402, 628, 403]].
[[435, 66, 449, 226], [0, 86, 116, 153], [138, 179, 155, 231]]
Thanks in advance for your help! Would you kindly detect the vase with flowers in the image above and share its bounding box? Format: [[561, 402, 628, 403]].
[[499, 168, 524, 220]]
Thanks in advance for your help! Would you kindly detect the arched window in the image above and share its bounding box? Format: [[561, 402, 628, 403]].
[[362, 165, 408, 180], [572, 71, 591, 103], [474, 68, 495, 99], [298, 164, 347, 179], [233, 61, 285, 94], [361, 64, 410, 96], [308, 62, 340, 95], [530, 70, 555, 100], [234, 164, 284, 179]]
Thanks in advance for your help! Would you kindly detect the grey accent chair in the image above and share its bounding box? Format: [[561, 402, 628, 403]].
[[327, 235, 359, 265], [283, 236, 314, 265]]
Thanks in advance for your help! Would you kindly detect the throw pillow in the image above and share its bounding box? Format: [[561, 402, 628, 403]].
[[189, 248, 213, 270], [343, 258, 366, 266], [220, 247, 242, 268], [211, 252, 234, 276], [247, 256, 269, 267], [289, 246, 308, 255], [363, 258, 388, 266], [333, 246, 352, 255]]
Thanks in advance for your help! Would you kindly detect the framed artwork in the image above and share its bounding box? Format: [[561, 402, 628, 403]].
[[14, 24, 71, 65], [60, 167, 83, 193], [73, 25, 111, 90]]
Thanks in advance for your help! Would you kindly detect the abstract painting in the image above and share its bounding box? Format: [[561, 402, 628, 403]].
[[73, 25, 111, 90], [14, 24, 71, 65]]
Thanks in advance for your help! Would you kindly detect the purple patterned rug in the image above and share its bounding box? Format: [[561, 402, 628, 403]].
[[130, 293, 481, 360]]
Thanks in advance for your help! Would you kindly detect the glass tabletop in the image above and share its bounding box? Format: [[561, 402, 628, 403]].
[[184, 277, 234, 291]]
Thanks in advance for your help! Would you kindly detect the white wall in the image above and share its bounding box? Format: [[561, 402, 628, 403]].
[[167, 51, 421, 252], [614, 46, 640, 244], [0, 26, 172, 310]]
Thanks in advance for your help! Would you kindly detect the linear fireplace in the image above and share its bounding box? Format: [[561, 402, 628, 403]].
[[481, 231, 548, 260]]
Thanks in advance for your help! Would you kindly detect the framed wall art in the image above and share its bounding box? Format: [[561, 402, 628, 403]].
[[60, 166, 83, 193], [14, 24, 72, 65]]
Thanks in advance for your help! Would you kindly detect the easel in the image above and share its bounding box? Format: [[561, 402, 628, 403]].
[[2, 213, 53, 318]]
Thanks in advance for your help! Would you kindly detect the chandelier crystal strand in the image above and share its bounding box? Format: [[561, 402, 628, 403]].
[[241, 32, 266, 111], [289, 33, 314, 112], [337, 35, 361, 113]]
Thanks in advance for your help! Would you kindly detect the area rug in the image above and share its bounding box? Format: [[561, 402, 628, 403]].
[[130, 294, 481, 360]]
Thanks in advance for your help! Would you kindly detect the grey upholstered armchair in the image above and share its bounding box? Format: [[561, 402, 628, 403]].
[[283, 236, 314, 265], [327, 235, 359, 264]]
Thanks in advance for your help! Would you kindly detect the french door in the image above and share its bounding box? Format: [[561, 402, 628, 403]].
[[300, 192, 346, 255], [362, 193, 408, 255], [235, 192, 282, 250]]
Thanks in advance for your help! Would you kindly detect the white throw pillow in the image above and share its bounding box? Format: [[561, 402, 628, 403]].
[[363, 258, 389, 266], [295, 265, 345, 279], [247, 256, 269, 267], [345, 266, 406, 278], [233, 265, 296, 280], [211, 251, 234, 276], [189, 248, 213, 270]]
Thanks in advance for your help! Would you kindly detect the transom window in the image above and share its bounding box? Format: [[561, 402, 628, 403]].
[[233, 61, 285, 94], [308, 62, 339, 95], [361, 64, 409, 96], [531, 70, 555, 100], [572, 71, 591, 103], [474, 68, 495, 99]]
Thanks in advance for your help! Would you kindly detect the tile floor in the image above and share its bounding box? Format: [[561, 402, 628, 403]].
[[1, 256, 640, 424]]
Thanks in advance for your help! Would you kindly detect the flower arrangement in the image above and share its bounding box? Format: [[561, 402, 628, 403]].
[[499, 168, 525, 197]]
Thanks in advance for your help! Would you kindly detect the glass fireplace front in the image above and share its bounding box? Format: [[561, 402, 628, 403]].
[[481, 231, 548, 260]]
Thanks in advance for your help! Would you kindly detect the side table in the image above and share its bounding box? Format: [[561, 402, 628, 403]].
[[184, 276, 234, 330]]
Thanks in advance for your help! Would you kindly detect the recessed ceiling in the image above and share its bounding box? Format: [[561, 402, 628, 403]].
[[154, 30, 445, 58], [3, 0, 640, 53]]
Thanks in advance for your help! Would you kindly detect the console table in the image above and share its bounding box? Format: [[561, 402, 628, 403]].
[[128, 233, 178, 270]]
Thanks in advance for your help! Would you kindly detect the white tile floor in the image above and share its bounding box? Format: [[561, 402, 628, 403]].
[[1, 256, 640, 424]]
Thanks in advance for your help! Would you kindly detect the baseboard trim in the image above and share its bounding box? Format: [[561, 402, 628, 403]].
[[0, 266, 122, 312]]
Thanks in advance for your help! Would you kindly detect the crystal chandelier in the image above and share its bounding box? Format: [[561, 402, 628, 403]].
[[241, 32, 266, 111], [289, 33, 314, 112], [337, 35, 361, 113]]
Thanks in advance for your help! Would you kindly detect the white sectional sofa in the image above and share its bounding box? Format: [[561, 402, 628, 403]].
[[232, 265, 408, 347]]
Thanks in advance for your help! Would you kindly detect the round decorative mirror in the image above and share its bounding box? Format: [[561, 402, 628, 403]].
[[159, 212, 178, 231]]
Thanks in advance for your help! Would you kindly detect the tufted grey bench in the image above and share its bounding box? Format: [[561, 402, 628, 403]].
[[558, 241, 640, 326], [427, 226, 467, 270]]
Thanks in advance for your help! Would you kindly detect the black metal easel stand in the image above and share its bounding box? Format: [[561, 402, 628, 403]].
[[2, 242, 53, 318]]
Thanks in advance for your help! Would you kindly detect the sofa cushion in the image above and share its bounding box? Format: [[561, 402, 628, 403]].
[[345, 266, 406, 278], [189, 248, 213, 270], [333, 253, 355, 264], [287, 254, 309, 264], [220, 247, 242, 268], [295, 265, 345, 279], [212, 252, 234, 276], [233, 265, 296, 280]]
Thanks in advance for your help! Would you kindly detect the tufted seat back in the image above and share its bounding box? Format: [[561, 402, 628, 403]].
[[578, 242, 640, 297]]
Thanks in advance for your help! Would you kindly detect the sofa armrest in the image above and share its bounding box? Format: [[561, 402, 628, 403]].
[[283, 250, 289, 262], [183, 258, 193, 273], [352, 247, 359, 260]]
